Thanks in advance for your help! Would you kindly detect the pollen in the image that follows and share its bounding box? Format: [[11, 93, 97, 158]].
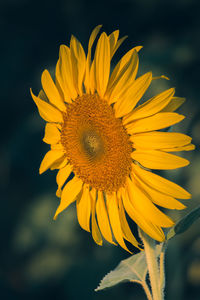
[[61, 94, 132, 192]]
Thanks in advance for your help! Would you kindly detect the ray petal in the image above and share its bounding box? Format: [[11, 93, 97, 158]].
[[56, 163, 72, 197], [89, 61, 96, 94], [108, 51, 139, 105], [162, 144, 195, 152], [85, 25, 102, 93], [41, 69, 66, 112], [53, 176, 83, 220], [131, 149, 189, 170], [55, 58, 72, 103], [106, 192, 131, 252], [96, 191, 115, 244], [50, 156, 68, 171], [132, 173, 186, 210], [126, 177, 174, 227], [43, 123, 61, 144], [110, 36, 133, 58], [107, 46, 142, 92], [59, 45, 77, 100], [31, 89, 63, 123], [121, 188, 165, 242], [131, 132, 192, 150], [123, 88, 175, 124], [76, 184, 91, 232], [90, 189, 103, 245], [117, 193, 141, 248], [106, 48, 140, 103], [109, 30, 119, 58], [114, 71, 152, 117], [161, 97, 185, 112], [70, 35, 86, 95], [125, 112, 184, 134], [94, 32, 110, 97], [38, 89, 48, 101], [39, 150, 65, 174], [132, 163, 191, 199]]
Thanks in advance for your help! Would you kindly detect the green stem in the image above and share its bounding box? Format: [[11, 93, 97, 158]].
[[131, 280, 153, 300], [159, 244, 166, 299], [130, 280, 153, 300], [139, 229, 161, 300], [142, 281, 153, 300]]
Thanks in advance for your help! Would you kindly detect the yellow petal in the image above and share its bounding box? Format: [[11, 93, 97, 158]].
[[162, 144, 195, 152], [125, 112, 185, 134], [96, 191, 115, 244], [105, 47, 139, 104], [55, 58, 72, 103], [39, 150, 65, 174], [94, 32, 110, 97], [88, 25, 103, 52], [126, 177, 174, 227], [152, 75, 170, 81], [109, 30, 130, 59], [53, 176, 83, 220], [109, 30, 119, 58], [123, 88, 175, 124], [89, 61, 96, 94], [114, 71, 152, 117], [85, 25, 102, 93], [131, 132, 192, 150], [70, 35, 86, 95], [121, 187, 165, 242], [110, 36, 131, 58], [76, 184, 91, 232], [54, 69, 65, 101], [107, 46, 142, 93], [90, 189, 103, 245], [51, 142, 63, 150], [56, 163, 72, 196], [43, 123, 61, 144], [50, 156, 68, 171], [132, 163, 191, 199], [30, 89, 63, 123], [41, 69, 66, 112], [109, 51, 139, 106], [38, 89, 48, 101], [132, 173, 186, 210], [117, 193, 141, 248], [59, 45, 77, 100], [131, 149, 189, 170], [106, 192, 131, 252], [49, 143, 66, 170], [161, 97, 185, 112]]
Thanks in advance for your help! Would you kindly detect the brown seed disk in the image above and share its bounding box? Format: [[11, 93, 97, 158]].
[[61, 93, 132, 192]]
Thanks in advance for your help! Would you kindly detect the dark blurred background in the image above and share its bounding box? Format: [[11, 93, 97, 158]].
[[1, 0, 200, 299]]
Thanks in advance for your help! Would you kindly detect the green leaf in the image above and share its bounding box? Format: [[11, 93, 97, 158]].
[[95, 243, 163, 292], [167, 205, 200, 240], [95, 250, 147, 291]]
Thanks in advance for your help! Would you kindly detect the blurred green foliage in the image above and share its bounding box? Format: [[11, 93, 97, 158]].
[[1, 0, 200, 299]]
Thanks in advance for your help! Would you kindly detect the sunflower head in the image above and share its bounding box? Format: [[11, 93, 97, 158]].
[[31, 25, 194, 252]]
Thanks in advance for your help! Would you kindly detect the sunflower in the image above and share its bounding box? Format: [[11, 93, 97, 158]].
[[31, 25, 194, 252]]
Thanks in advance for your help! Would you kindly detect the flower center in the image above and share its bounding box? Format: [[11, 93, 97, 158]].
[[81, 130, 104, 159], [61, 94, 132, 192]]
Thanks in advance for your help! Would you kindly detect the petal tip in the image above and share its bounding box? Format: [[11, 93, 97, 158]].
[[53, 213, 58, 220], [39, 166, 45, 175], [56, 188, 62, 198], [53, 206, 61, 220], [30, 88, 34, 97]]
